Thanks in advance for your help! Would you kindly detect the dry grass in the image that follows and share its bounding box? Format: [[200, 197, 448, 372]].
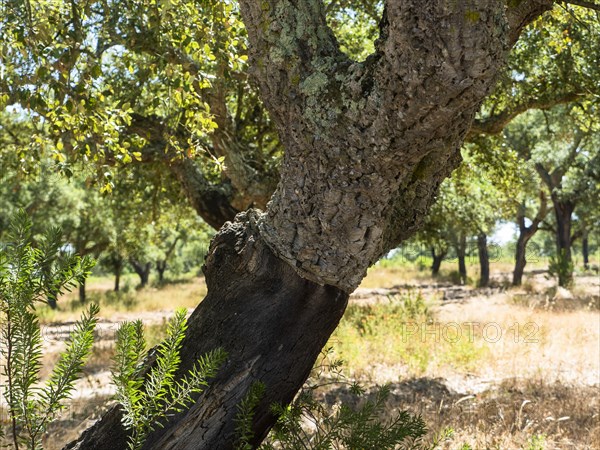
[[327, 267, 599, 449], [37, 275, 207, 324], [3, 268, 598, 450], [318, 377, 599, 450]]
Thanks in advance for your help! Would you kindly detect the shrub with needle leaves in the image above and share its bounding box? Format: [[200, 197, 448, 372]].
[[111, 308, 226, 450], [0, 211, 97, 450], [255, 348, 432, 450]]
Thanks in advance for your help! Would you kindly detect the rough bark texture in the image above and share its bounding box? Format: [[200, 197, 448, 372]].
[[240, 0, 552, 292], [477, 232, 490, 287], [65, 212, 348, 450], [66, 1, 554, 448]]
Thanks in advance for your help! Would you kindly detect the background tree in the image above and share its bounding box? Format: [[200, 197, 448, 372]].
[[504, 105, 599, 286]]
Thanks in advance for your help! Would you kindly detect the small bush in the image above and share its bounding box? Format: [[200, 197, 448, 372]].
[[111, 309, 226, 450], [0, 211, 97, 449], [256, 350, 429, 450]]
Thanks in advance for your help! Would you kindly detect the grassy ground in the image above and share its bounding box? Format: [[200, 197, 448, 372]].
[[2, 262, 599, 449], [37, 273, 207, 323]]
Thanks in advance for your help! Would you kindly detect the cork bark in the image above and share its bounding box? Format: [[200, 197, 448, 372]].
[[240, 0, 552, 292]]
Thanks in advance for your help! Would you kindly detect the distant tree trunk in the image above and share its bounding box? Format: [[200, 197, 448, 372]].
[[47, 294, 57, 310], [582, 231, 589, 270], [156, 234, 180, 283], [65, 2, 552, 448], [513, 233, 529, 286], [430, 246, 446, 277], [110, 255, 124, 292], [477, 232, 490, 287], [535, 152, 580, 287], [553, 196, 575, 287], [156, 260, 167, 283], [130, 259, 151, 288], [456, 234, 468, 285], [79, 279, 86, 304], [512, 193, 548, 286], [114, 271, 121, 292]]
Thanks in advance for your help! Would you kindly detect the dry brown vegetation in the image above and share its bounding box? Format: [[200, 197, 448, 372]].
[[2, 267, 599, 450]]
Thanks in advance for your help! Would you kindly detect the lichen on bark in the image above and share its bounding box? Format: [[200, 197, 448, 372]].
[[238, 0, 542, 292]]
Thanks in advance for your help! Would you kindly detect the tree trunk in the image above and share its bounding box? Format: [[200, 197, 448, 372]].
[[477, 232, 490, 288], [513, 231, 529, 286], [512, 193, 547, 286], [430, 246, 446, 277], [582, 231, 589, 270], [156, 260, 167, 283], [79, 279, 86, 304], [47, 295, 57, 310], [66, 1, 552, 448], [553, 196, 575, 287], [456, 234, 468, 285], [130, 259, 151, 288], [111, 255, 124, 292], [65, 213, 348, 450]]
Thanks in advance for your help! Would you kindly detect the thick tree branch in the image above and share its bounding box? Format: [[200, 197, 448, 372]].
[[103, 20, 279, 214], [535, 162, 555, 189], [506, 0, 555, 45], [204, 74, 279, 210], [238, 0, 349, 125], [127, 114, 240, 229], [561, 0, 600, 11], [533, 190, 549, 228], [468, 92, 582, 137]]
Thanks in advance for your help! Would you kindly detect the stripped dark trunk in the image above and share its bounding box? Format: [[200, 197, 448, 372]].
[[512, 193, 548, 286], [513, 232, 529, 286], [156, 260, 167, 283], [477, 232, 490, 287], [156, 234, 180, 283], [65, 214, 348, 450], [553, 196, 575, 287], [110, 255, 124, 292]]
